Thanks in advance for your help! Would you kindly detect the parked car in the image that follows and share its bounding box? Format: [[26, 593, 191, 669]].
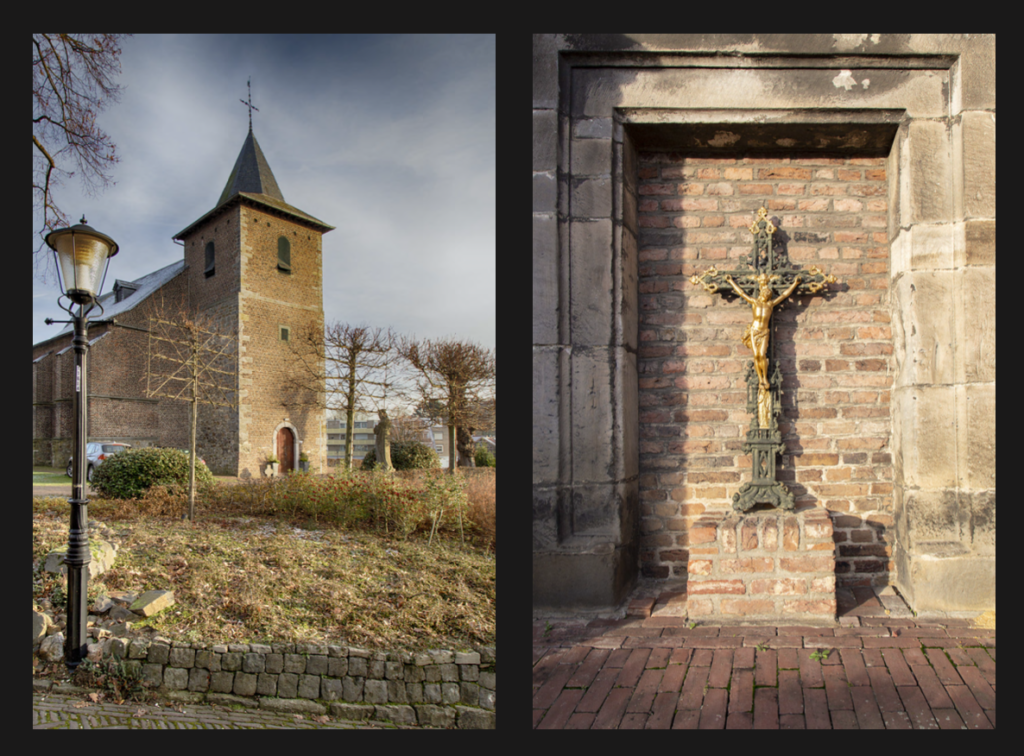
[[66, 442, 132, 482]]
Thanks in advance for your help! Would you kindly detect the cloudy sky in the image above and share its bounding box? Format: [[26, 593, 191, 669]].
[[32, 34, 495, 354]]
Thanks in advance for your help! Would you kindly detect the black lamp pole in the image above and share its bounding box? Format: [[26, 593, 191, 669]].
[[64, 304, 92, 671], [44, 216, 118, 673]]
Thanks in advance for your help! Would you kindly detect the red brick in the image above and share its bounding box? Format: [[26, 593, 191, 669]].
[[677, 664, 710, 710], [537, 688, 584, 729], [945, 685, 994, 729], [850, 686, 886, 729], [778, 669, 803, 714], [822, 664, 854, 709], [721, 598, 775, 615], [686, 579, 745, 594], [699, 688, 729, 728], [576, 667, 620, 712], [803, 688, 831, 729], [896, 686, 939, 729], [754, 648, 777, 687], [752, 687, 779, 729], [593, 687, 632, 729], [648, 691, 679, 729]]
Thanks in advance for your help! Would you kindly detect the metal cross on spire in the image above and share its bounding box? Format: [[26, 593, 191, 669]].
[[239, 77, 259, 132]]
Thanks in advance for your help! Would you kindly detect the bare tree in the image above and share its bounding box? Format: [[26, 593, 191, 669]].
[[399, 337, 496, 473], [33, 34, 130, 273], [288, 322, 408, 471], [145, 301, 238, 522]]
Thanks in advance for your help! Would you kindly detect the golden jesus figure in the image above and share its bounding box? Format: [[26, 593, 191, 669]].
[[724, 272, 801, 390]]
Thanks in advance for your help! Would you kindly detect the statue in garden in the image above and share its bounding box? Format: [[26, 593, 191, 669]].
[[374, 409, 393, 472]]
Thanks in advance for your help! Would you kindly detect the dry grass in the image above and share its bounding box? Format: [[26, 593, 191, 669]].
[[32, 469, 495, 653]]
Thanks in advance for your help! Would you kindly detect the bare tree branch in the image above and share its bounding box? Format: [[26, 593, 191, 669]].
[[33, 33, 129, 278]]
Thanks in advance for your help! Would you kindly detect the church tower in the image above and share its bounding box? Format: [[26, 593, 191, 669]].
[[172, 120, 334, 477]]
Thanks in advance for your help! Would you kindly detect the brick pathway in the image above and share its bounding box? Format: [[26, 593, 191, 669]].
[[533, 587, 994, 729]]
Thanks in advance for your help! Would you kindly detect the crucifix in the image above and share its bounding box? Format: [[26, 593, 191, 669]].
[[239, 77, 259, 132], [690, 205, 838, 512]]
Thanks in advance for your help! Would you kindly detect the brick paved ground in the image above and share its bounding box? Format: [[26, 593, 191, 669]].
[[33, 691, 419, 729], [533, 587, 994, 729]]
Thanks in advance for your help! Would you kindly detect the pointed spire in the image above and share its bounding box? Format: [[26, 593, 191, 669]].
[[217, 129, 285, 207]]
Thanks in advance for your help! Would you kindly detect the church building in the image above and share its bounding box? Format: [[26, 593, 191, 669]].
[[33, 123, 334, 478]]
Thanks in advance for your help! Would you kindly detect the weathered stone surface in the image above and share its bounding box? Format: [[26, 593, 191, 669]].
[[163, 667, 189, 690], [43, 539, 117, 580], [414, 704, 456, 728], [129, 589, 175, 618], [256, 672, 278, 696], [187, 667, 210, 692], [32, 609, 51, 646], [570, 221, 614, 346], [533, 108, 557, 172], [297, 674, 320, 699], [342, 676, 364, 702], [321, 677, 342, 701], [277, 672, 298, 698], [209, 671, 234, 693], [363, 679, 388, 704], [905, 120, 952, 223], [39, 632, 64, 662], [455, 705, 495, 729], [242, 652, 265, 674], [891, 270, 955, 389], [373, 705, 416, 725], [259, 697, 325, 715], [954, 266, 995, 384], [168, 647, 194, 668], [959, 111, 995, 219], [329, 702, 372, 721], [892, 385, 957, 490]]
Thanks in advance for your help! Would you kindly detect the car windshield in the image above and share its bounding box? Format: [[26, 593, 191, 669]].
[[101, 445, 128, 453]]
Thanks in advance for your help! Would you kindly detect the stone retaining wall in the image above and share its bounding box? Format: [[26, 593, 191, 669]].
[[85, 636, 495, 729]]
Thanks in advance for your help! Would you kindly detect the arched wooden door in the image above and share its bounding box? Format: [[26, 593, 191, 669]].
[[276, 427, 295, 473]]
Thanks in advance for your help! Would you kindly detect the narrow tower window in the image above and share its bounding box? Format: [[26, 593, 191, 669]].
[[278, 236, 291, 273], [205, 241, 215, 277]]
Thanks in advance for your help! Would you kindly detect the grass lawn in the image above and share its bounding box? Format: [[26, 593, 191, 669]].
[[32, 469, 495, 654]]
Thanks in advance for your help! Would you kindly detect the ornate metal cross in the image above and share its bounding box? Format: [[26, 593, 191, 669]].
[[239, 77, 259, 132], [689, 205, 837, 512]]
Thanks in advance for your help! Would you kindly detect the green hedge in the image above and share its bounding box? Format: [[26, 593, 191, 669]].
[[361, 440, 441, 470], [90, 447, 215, 500]]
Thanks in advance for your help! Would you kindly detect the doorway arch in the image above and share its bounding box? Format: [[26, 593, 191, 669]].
[[272, 422, 299, 473]]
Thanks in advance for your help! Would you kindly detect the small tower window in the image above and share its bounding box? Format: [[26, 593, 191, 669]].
[[205, 241, 215, 278], [277, 236, 291, 273], [280, 325, 290, 342]]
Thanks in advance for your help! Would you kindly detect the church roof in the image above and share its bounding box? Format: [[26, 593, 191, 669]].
[[34, 260, 186, 347], [172, 129, 334, 240]]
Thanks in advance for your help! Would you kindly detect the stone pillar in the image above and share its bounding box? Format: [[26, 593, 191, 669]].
[[888, 50, 995, 612]]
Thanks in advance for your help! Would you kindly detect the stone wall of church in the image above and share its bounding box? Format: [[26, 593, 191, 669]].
[[636, 154, 893, 588], [236, 205, 325, 478]]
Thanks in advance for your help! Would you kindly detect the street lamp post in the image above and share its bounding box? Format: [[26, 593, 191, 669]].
[[43, 217, 118, 673]]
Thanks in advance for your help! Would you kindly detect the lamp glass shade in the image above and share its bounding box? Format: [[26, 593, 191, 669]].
[[49, 227, 117, 305]]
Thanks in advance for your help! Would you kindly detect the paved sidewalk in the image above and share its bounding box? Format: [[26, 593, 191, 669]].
[[33, 689, 419, 729], [533, 586, 995, 729]]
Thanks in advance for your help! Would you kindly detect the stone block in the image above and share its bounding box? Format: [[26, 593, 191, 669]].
[[905, 119, 952, 223], [570, 138, 612, 177], [264, 653, 283, 673], [455, 706, 495, 729], [415, 704, 456, 728], [209, 671, 234, 693], [572, 177, 612, 219], [305, 655, 328, 676], [442, 682, 461, 704], [374, 704, 417, 726], [347, 656, 367, 677], [386, 679, 407, 702], [163, 667, 189, 691], [168, 647, 194, 668], [277, 672, 298, 699], [129, 589, 175, 618], [187, 667, 210, 692], [959, 111, 995, 219], [533, 108, 557, 172], [256, 672, 278, 696], [955, 382, 994, 491], [330, 702, 373, 721], [405, 682, 424, 703], [328, 656, 349, 678], [342, 676, 364, 702], [909, 222, 955, 270], [898, 545, 994, 612], [533, 214, 558, 345], [534, 171, 556, 213], [569, 220, 614, 346], [954, 267, 995, 384], [903, 489, 965, 548], [283, 653, 306, 674], [891, 270, 955, 389], [532, 349, 563, 488], [423, 683, 442, 704], [141, 663, 163, 688], [242, 652, 265, 674], [892, 385, 957, 490], [533, 543, 637, 611], [147, 643, 170, 665], [368, 659, 385, 679], [220, 652, 242, 671], [297, 674, 320, 699], [321, 677, 342, 700], [233, 672, 257, 696]]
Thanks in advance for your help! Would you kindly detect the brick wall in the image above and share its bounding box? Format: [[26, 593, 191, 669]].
[[636, 154, 894, 588]]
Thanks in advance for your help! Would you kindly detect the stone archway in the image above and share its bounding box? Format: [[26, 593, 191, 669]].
[[272, 422, 299, 473]]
